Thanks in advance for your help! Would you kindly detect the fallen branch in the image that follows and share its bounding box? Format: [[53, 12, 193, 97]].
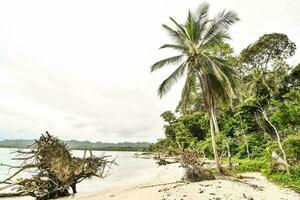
[[0, 192, 26, 198], [224, 177, 264, 191], [0, 164, 38, 184], [139, 181, 183, 189], [0, 163, 21, 168], [236, 175, 256, 179]]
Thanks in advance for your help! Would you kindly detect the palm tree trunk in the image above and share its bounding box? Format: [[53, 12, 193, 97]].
[[211, 107, 220, 134], [210, 95, 220, 134], [197, 71, 222, 173], [209, 110, 222, 174]]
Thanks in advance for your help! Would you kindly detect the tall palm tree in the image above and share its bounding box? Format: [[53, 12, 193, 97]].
[[151, 3, 239, 173]]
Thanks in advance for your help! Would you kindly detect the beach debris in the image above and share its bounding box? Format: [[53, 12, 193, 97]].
[[243, 193, 254, 200], [180, 151, 215, 182], [156, 158, 177, 165], [225, 177, 264, 191], [185, 166, 215, 182], [199, 189, 204, 193], [133, 152, 154, 159], [236, 174, 256, 179], [0, 132, 115, 200], [139, 181, 182, 189], [152, 153, 179, 165]]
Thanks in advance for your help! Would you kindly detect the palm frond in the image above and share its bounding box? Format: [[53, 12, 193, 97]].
[[212, 56, 238, 88], [158, 62, 187, 98], [169, 17, 189, 39], [216, 10, 239, 28], [202, 31, 231, 48], [151, 55, 183, 72], [184, 10, 198, 43], [201, 10, 239, 46], [195, 2, 209, 23], [208, 72, 232, 106], [199, 54, 236, 105], [159, 44, 187, 51], [152, 3, 239, 112], [212, 65, 235, 99], [179, 67, 197, 113], [194, 2, 211, 42]]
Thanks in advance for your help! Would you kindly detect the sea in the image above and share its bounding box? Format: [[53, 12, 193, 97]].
[[0, 148, 157, 199]]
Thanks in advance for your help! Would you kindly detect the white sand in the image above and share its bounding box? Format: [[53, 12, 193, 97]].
[[63, 163, 300, 200]]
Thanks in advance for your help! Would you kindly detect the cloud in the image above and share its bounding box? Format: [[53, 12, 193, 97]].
[[0, 0, 299, 142]]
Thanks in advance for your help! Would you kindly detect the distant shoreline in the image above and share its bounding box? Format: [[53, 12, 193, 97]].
[[0, 145, 147, 152], [0, 139, 151, 152]]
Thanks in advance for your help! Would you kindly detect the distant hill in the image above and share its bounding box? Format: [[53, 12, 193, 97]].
[[0, 139, 151, 151]]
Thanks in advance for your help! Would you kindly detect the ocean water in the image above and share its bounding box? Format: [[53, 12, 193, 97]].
[[0, 148, 157, 199]]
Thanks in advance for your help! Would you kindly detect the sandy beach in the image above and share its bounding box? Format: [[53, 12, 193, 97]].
[[63, 163, 300, 200]]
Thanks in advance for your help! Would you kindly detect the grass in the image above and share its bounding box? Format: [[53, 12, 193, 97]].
[[232, 158, 268, 172], [227, 158, 300, 193], [265, 167, 300, 193]]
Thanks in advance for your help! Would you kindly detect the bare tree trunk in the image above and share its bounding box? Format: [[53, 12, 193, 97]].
[[210, 115, 222, 174], [226, 143, 232, 168], [262, 110, 290, 174]]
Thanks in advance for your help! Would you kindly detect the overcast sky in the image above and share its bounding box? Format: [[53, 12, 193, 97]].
[[0, 0, 299, 142]]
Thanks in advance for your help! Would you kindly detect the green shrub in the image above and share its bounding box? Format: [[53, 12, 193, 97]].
[[266, 166, 300, 193], [234, 158, 268, 172], [196, 138, 214, 158], [283, 136, 300, 161], [236, 134, 268, 159]]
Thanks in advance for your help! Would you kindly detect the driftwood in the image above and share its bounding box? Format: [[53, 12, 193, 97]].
[[156, 158, 177, 166], [133, 152, 154, 160], [180, 151, 204, 168], [0, 132, 114, 200], [138, 181, 182, 189], [180, 151, 215, 182], [152, 153, 179, 165], [236, 175, 256, 179]]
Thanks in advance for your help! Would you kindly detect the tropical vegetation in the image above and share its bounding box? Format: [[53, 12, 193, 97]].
[[150, 2, 300, 191]]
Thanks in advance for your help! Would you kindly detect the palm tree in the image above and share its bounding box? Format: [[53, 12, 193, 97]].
[[151, 3, 239, 173], [244, 68, 274, 97]]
